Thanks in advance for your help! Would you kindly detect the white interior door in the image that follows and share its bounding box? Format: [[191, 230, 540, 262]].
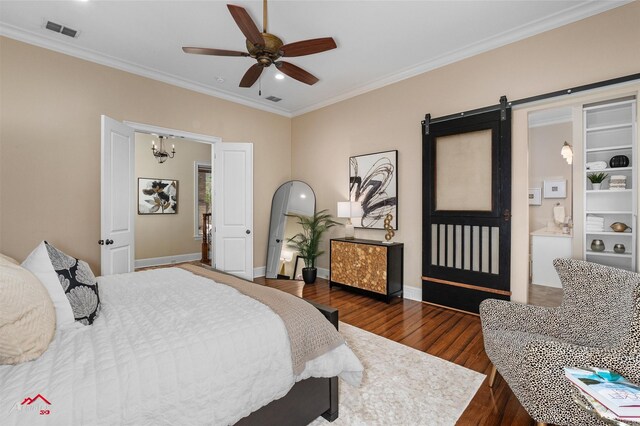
[[100, 115, 135, 276], [214, 142, 253, 280]]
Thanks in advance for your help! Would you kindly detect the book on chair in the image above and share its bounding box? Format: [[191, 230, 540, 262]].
[[565, 367, 640, 420]]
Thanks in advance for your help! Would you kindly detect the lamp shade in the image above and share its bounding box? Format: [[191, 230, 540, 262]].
[[280, 250, 294, 262], [350, 202, 363, 217], [337, 201, 352, 218]]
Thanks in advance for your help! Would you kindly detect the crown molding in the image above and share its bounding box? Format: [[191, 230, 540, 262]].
[[290, 1, 631, 117], [0, 1, 629, 119], [0, 23, 292, 118]]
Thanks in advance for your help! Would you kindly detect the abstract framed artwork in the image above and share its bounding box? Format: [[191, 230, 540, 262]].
[[528, 188, 542, 206], [349, 150, 398, 229], [138, 178, 178, 214], [543, 179, 566, 199]]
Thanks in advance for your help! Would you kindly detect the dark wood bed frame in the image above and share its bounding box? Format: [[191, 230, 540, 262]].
[[235, 300, 339, 425]]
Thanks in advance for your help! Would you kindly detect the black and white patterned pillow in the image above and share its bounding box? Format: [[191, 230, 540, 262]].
[[44, 242, 100, 325]]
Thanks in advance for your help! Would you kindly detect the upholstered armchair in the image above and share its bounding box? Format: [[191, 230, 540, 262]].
[[480, 258, 640, 426]]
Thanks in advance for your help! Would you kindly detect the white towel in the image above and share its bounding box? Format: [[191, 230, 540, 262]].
[[553, 205, 565, 224], [586, 161, 607, 170]]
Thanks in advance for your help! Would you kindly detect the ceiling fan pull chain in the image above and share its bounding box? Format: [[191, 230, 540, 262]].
[[259, 74, 262, 97]]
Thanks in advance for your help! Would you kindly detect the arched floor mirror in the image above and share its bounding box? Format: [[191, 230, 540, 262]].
[[266, 181, 315, 279]]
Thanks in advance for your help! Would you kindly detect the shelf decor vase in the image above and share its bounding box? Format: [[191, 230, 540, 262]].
[[609, 155, 629, 168], [591, 239, 605, 252], [614, 243, 626, 254], [610, 222, 631, 232]]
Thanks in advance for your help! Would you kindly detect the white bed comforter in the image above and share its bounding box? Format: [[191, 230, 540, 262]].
[[0, 268, 362, 425]]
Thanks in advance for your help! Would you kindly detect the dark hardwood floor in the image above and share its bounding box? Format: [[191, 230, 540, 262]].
[[254, 275, 536, 426]]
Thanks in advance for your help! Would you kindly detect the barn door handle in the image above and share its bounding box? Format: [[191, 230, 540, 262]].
[[98, 239, 104, 245], [503, 209, 511, 222], [105, 239, 114, 245]]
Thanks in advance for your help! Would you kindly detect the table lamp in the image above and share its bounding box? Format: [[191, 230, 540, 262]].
[[337, 201, 361, 239]]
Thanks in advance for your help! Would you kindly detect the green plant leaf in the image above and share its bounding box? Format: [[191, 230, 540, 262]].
[[286, 209, 338, 269], [587, 172, 608, 183]]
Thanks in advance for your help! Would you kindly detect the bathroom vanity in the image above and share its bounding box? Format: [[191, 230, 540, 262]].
[[530, 227, 573, 288]]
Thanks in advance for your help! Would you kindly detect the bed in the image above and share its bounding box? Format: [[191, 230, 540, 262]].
[[0, 259, 363, 426]]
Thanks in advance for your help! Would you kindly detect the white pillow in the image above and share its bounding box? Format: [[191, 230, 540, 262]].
[[0, 253, 19, 266], [0, 262, 56, 364], [21, 241, 75, 330]]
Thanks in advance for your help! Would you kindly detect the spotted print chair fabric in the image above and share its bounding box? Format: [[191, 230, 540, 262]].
[[480, 258, 640, 425]]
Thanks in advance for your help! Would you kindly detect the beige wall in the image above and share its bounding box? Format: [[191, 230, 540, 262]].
[[528, 122, 574, 231], [291, 3, 640, 299], [134, 134, 210, 260], [1, 3, 639, 288], [0, 37, 291, 272]]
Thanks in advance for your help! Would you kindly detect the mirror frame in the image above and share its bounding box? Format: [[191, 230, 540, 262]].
[[265, 180, 316, 279]]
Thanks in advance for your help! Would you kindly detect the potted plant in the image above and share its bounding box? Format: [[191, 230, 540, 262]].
[[588, 172, 608, 190], [287, 209, 338, 284]]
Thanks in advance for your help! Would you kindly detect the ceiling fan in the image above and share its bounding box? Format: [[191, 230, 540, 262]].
[[182, 1, 337, 88]]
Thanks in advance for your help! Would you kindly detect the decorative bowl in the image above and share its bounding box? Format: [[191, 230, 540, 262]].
[[591, 239, 605, 252], [614, 243, 626, 254], [610, 222, 631, 232], [609, 155, 630, 168]]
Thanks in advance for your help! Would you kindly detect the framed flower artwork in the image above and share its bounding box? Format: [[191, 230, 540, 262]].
[[138, 178, 178, 214]]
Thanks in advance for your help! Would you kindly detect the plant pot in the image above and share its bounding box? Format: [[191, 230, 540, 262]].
[[302, 267, 317, 284], [592, 183, 602, 190]]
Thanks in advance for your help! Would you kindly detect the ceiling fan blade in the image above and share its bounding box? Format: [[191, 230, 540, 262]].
[[280, 37, 337, 57], [239, 63, 264, 87], [182, 47, 249, 57], [227, 4, 264, 47], [275, 61, 319, 85]]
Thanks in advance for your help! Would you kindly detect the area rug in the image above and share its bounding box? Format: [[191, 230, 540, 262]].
[[310, 322, 486, 426]]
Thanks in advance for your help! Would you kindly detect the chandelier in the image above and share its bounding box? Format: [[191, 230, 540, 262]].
[[151, 135, 176, 164]]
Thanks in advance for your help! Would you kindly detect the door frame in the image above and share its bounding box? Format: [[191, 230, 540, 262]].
[[119, 121, 221, 268]]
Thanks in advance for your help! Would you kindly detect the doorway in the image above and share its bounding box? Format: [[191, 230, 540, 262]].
[[100, 117, 254, 280], [512, 82, 640, 304], [133, 132, 213, 269], [528, 107, 575, 288]]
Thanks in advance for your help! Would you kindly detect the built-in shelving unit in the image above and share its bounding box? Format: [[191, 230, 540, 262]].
[[583, 98, 637, 271]]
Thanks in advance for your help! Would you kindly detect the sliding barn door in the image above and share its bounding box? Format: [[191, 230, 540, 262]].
[[422, 106, 511, 313]]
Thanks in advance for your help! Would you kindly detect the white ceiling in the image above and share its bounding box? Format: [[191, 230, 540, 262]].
[[0, 1, 629, 117]]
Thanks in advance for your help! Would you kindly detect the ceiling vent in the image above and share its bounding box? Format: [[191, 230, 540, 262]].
[[265, 96, 282, 103], [45, 20, 79, 38]]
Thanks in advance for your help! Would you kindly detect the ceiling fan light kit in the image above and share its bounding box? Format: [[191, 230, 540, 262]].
[[183, 1, 336, 89]]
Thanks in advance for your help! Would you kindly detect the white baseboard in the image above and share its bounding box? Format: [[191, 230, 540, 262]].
[[253, 266, 266, 278], [135, 253, 201, 269], [317, 267, 330, 279], [403, 285, 422, 301], [252, 266, 327, 280]]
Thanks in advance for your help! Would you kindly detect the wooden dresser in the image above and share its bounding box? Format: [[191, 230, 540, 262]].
[[329, 238, 403, 302]]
